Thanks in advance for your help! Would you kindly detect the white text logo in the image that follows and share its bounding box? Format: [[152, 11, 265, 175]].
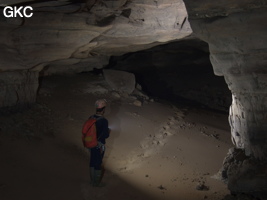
[[3, 6, 33, 18]]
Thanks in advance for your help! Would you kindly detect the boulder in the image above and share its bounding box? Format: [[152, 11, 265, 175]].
[[133, 100, 142, 107], [103, 69, 135, 94]]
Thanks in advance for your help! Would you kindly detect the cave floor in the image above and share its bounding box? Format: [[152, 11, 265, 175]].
[[0, 73, 232, 200]]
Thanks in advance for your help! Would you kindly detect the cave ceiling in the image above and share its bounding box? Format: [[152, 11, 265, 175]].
[[0, 0, 192, 73]]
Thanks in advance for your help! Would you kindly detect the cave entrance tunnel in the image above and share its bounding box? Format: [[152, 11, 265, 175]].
[[106, 38, 232, 112]]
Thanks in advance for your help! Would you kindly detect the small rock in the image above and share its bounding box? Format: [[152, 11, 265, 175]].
[[112, 91, 121, 98], [196, 183, 209, 191], [121, 92, 129, 98], [158, 185, 166, 190], [136, 84, 142, 90], [133, 100, 142, 107], [130, 95, 137, 100], [163, 125, 170, 130]]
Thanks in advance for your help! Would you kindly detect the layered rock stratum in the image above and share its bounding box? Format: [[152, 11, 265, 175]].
[[0, 0, 191, 107], [184, 0, 267, 198]]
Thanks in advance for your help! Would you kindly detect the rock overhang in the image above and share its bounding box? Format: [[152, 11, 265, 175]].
[[0, 0, 192, 72]]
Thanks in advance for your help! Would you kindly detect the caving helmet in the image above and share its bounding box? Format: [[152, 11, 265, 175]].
[[95, 99, 107, 109]]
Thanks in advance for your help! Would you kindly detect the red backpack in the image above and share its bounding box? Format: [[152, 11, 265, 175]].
[[82, 117, 101, 148]]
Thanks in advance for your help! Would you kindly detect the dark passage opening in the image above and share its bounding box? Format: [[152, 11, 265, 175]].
[[106, 38, 231, 112]]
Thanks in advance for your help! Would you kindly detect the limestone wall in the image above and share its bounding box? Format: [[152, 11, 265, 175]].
[[0, 71, 39, 108], [0, 0, 192, 107], [183, 0, 267, 197]]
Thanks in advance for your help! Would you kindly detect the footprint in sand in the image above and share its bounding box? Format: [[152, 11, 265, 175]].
[[119, 109, 186, 171]]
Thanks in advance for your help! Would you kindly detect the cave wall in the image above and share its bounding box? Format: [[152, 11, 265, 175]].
[[0, 70, 38, 108], [183, 0, 267, 197], [0, 0, 191, 70], [0, 0, 191, 108]]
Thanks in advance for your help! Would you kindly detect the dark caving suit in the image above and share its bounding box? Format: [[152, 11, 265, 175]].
[[89, 114, 109, 169], [88, 114, 109, 186]]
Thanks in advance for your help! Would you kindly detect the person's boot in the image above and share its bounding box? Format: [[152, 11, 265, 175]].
[[90, 167, 95, 185], [93, 170, 105, 187]]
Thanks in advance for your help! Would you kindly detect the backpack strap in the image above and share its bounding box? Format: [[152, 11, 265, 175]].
[[89, 115, 103, 140], [89, 115, 103, 121]]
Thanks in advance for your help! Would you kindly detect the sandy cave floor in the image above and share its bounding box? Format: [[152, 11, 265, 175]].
[[0, 73, 233, 200]]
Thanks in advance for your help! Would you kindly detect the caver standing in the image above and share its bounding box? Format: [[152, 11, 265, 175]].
[[82, 99, 110, 187]]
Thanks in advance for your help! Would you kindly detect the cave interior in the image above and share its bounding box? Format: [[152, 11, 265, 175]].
[[0, 0, 267, 200]]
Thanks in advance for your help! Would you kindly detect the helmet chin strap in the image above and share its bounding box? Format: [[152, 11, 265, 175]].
[[96, 108, 105, 116]]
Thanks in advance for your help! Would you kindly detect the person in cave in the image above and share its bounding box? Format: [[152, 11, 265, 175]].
[[83, 99, 110, 187]]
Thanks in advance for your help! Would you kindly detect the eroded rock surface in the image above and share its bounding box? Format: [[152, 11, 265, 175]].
[[0, 0, 191, 71], [183, 0, 267, 198], [0, 71, 38, 108], [218, 148, 267, 199], [0, 0, 191, 107]]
